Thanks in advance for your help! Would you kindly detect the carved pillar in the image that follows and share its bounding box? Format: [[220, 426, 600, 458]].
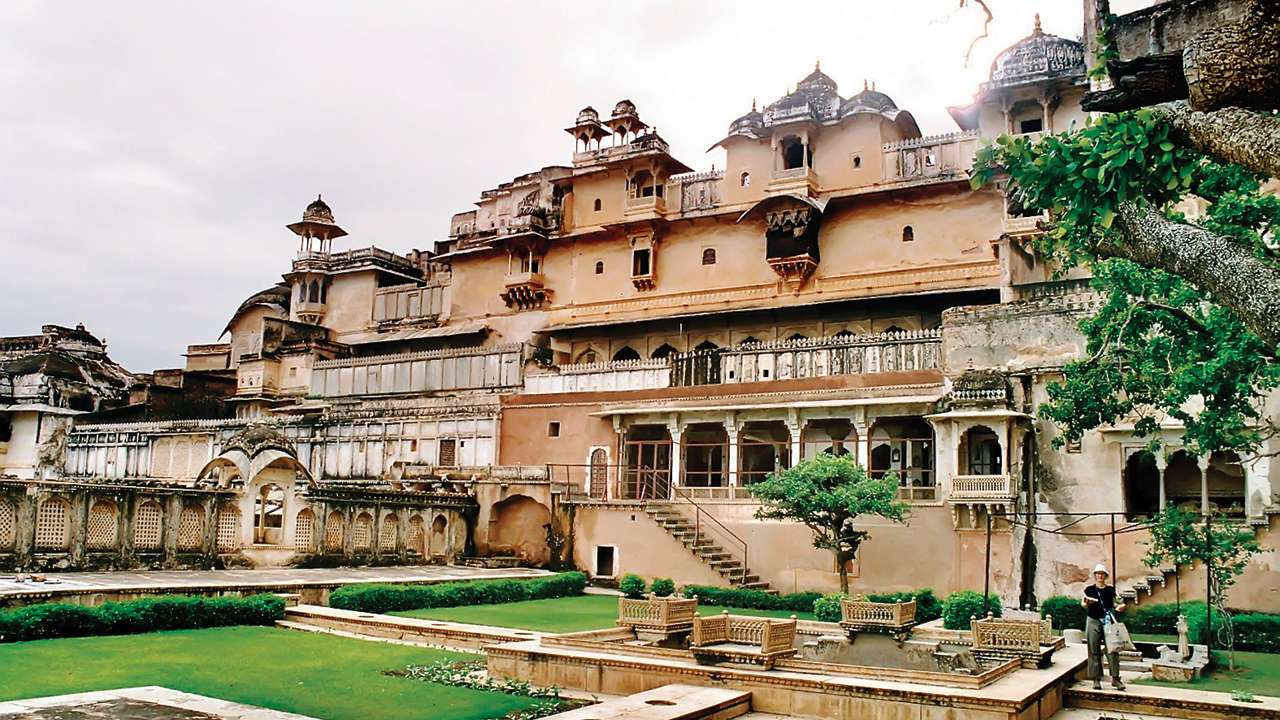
[[854, 422, 871, 470], [725, 414, 740, 487], [1245, 456, 1273, 518], [667, 418, 682, 499], [1154, 452, 1168, 510]]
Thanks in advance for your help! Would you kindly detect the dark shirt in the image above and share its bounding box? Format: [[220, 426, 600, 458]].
[[1084, 584, 1116, 620]]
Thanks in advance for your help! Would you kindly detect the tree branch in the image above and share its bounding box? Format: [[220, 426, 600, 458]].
[[1150, 101, 1280, 179], [1097, 203, 1280, 350]]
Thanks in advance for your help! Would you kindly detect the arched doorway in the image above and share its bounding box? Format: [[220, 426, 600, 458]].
[[431, 514, 448, 556], [739, 421, 791, 484], [1123, 451, 1161, 518], [622, 425, 671, 500], [588, 448, 608, 499], [959, 426, 1003, 475], [682, 423, 727, 487], [801, 418, 855, 460], [253, 484, 286, 545], [1165, 450, 1203, 510], [869, 417, 935, 501]]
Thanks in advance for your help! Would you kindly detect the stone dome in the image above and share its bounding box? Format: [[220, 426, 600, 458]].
[[840, 83, 899, 117], [987, 15, 1085, 89], [612, 99, 638, 118], [575, 106, 600, 124], [727, 100, 763, 135], [302, 195, 334, 224]]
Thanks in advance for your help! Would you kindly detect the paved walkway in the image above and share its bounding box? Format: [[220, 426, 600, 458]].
[[0, 687, 317, 719], [0, 565, 552, 602]]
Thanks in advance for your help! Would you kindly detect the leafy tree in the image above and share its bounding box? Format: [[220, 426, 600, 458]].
[[1144, 505, 1267, 668], [751, 454, 908, 593]]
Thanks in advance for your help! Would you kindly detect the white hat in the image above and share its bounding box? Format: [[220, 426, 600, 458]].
[[1092, 564, 1109, 577]]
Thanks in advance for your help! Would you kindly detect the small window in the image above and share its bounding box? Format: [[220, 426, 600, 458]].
[[852, 155, 862, 169], [438, 438, 457, 466], [594, 260, 604, 274], [702, 248, 716, 265], [902, 225, 914, 242], [632, 248, 651, 277], [593, 198, 602, 212], [1020, 117, 1043, 134], [740, 172, 750, 187], [548, 422, 561, 437]]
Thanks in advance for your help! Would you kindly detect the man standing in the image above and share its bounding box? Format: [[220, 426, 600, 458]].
[[1082, 563, 1126, 690]]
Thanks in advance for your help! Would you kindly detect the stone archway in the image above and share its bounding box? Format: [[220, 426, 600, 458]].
[[487, 495, 551, 565]]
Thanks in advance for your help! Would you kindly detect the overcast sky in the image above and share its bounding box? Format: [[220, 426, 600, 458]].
[[0, 1, 1149, 371]]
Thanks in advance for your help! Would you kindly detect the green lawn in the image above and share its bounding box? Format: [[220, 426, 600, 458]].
[[391, 594, 815, 633], [1137, 648, 1280, 698], [0, 626, 539, 720]]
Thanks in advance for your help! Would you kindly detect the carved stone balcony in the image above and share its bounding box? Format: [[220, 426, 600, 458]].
[[1003, 214, 1048, 239], [767, 166, 817, 195], [501, 271, 549, 311], [951, 474, 1015, 501], [294, 300, 327, 325], [624, 194, 667, 217]]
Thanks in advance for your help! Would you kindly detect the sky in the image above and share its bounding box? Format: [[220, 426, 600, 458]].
[[0, 0, 1149, 371]]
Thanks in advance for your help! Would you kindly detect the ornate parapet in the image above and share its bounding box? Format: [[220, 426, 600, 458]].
[[839, 597, 916, 634], [617, 595, 698, 639], [970, 613, 1063, 668]]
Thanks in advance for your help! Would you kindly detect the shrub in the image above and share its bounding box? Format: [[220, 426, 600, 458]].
[[0, 594, 284, 643], [866, 589, 942, 623], [618, 574, 647, 599], [941, 590, 1003, 630], [650, 578, 675, 598], [1125, 601, 1194, 635], [1183, 606, 1280, 653], [813, 594, 845, 622], [682, 585, 821, 613], [328, 572, 588, 614], [1040, 595, 1088, 631]]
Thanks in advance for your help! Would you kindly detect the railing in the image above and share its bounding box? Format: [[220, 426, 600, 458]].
[[971, 614, 1051, 653], [573, 135, 671, 165], [617, 596, 698, 631], [951, 388, 1008, 403], [374, 283, 445, 323], [504, 271, 546, 289], [524, 358, 669, 394], [624, 195, 667, 213], [840, 597, 916, 629], [883, 130, 979, 184], [673, 483, 751, 585], [1003, 214, 1047, 236], [951, 474, 1015, 501]]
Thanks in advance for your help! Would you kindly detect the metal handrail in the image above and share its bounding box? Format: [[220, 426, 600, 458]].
[[671, 483, 750, 583]]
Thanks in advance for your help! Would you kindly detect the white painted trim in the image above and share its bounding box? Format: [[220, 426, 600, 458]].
[[593, 543, 619, 579]]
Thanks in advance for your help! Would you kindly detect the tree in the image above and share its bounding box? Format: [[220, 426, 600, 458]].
[[1144, 505, 1266, 668], [751, 453, 909, 593]]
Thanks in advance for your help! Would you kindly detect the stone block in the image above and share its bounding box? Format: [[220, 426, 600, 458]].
[[1150, 661, 1195, 683]]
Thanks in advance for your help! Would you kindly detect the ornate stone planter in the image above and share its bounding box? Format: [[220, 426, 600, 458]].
[[838, 596, 917, 634], [616, 595, 698, 641]]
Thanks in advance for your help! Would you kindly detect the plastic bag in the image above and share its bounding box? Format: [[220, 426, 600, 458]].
[[1104, 613, 1135, 653]]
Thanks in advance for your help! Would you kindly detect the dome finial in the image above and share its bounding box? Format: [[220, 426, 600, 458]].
[[1033, 12, 1042, 33], [863, 78, 868, 91], [815, 59, 820, 71], [751, 98, 757, 112], [872, 80, 876, 91]]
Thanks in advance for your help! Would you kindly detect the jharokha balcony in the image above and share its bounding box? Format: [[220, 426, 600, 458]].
[[500, 271, 549, 310], [950, 473, 1016, 501]]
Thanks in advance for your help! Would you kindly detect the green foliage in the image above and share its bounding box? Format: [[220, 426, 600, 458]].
[[0, 594, 284, 643], [813, 594, 845, 622], [1040, 595, 1088, 630], [1126, 601, 1204, 635], [649, 578, 675, 598], [1145, 507, 1264, 604], [865, 589, 942, 623], [1186, 608, 1280, 654], [972, 112, 1280, 456], [752, 453, 909, 592], [329, 572, 587, 614], [941, 591, 1003, 630], [682, 585, 821, 613], [618, 574, 647, 599]]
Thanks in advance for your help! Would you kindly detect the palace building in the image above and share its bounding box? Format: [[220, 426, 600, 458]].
[[1, 19, 1275, 610]]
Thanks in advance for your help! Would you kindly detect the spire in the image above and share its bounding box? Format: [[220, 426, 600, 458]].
[[863, 79, 868, 91], [1033, 12, 1042, 34], [751, 98, 757, 112], [815, 59, 821, 71]]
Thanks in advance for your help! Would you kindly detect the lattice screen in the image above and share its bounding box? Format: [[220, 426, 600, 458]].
[[134, 501, 163, 550], [35, 497, 69, 551], [324, 511, 344, 551], [0, 497, 15, 549], [86, 500, 118, 550], [294, 510, 315, 552], [407, 515, 425, 555], [177, 505, 204, 551], [216, 504, 240, 551], [379, 514, 398, 552], [353, 513, 372, 550]]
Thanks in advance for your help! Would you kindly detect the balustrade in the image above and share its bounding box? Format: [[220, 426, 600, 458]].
[[524, 358, 670, 394], [883, 131, 978, 184], [951, 474, 1015, 500]]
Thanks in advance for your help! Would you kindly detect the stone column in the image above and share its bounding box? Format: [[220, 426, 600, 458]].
[[1200, 455, 1210, 516], [854, 422, 871, 470], [1154, 452, 1169, 510], [725, 416, 740, 487], [1245, 456, 1272, 518], [667, 419, 683, 499]]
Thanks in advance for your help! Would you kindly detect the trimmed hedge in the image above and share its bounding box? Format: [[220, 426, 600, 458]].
[[1184, 606, 1280, 654], [813, 594, 843, 622], [812, 589, 943, 624], [1126, 601, 1197, 635], [650, 578, 675, 598], [941, 590, 1003, 630], [682, 585, 822, 613], [329, 572, 588, 614], [619, 574, 647, 599], [0, 594, 285, 643], [1041, 595, 1088, 631]]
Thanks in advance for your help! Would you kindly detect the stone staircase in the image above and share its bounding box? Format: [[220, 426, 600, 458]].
[[644, 503, 772, 592]]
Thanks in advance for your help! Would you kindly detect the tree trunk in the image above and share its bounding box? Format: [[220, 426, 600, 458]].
[[1099, 203, 1280, 350], [1152, 102, 1280, 179], [836, 548, 853, 594], [1182, 0, 1280, 112]]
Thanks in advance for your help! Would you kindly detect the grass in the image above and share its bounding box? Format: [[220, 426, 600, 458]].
[[0, 626, 539, 720], [1136, 648, 1280, 698], [391, 594, 815, 633]]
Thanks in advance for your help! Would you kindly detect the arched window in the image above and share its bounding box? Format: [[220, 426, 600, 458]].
[[787, 333, 809, 342], [702, 248, 717, 265], [294, 508, 315, 552], [695, 340, 719, 351], [216, 503, 241, 551], [308, 280, 320, 303], [431, 514, 449, 555], [902, 225, 914, 242], [253, 484, 285, 545], [960, 426, 1003, 475], [852, 154, 862, 169], [781, 136, 807, 170], [594, 260, 604, 274], [407, 514, 426, 555], [740, 172, 751, 187], [650, 343, 677, 359], [353, 512, 373, 551], [36, 497, 70, 551], [134, 501, 162, 551], [612, 346, 641, 362], [575, 349, 600, 364], [0, 496, 15, 550], [324, 511, 345, 551], [86, 500, 118, 550], [380, 513, 399, 552], [589, 448, 608, 499], [738, 336, 760, 346], [593, 198, 602, 212], [177, 505, 204, 551]]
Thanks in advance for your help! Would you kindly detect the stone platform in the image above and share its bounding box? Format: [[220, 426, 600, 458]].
[[0, 565, 551, 608], [0, 687, 317, 719]]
